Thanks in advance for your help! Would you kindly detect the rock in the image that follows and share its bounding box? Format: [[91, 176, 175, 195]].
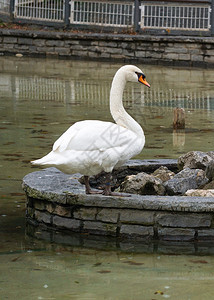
[[178, 151, 213, 170], [164, 168, 209, 195], [207, 151, 214, 160], [152, 166, 175, 182], [120, 172, 165, 195], [203, 180, 214, 190], [185, 189, 214, 197], [205, 160, 214, 181]]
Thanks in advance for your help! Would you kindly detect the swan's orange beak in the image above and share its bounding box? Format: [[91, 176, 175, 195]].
[[139, 75, 150, 88]]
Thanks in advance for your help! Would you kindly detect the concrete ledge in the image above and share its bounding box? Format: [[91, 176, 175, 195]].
[[23, 159, 214, 242]]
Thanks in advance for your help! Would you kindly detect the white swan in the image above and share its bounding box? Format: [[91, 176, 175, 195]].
[[31, 65, 150, 195]]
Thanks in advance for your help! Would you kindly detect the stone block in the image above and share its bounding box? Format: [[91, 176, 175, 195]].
[[197, 229, 214, 239], [46, 40, 65, 47], [51, 204, 71, 217], [107, 47, 122, 54], [3, 37, 17, 43], [15, 45, 29, 50], [55, 47, 70, 55], [100, 52, 110, 58], [204, 56, 214, 63], [36, 46, 55, 53], [73, 207, 97, 220], [135, 50, 146, 58], [110, 54, 125, 60], [163, 53, 178, 60], [156, 212, 212, 228], [122, 49, 135, 57], [120, 209, 155, 225], [165, 47, 177, 53], [96, 208, 119, 223], [191, 55, 203, 62], [88, 51, 99, 58], [158, 227, 195, 241], [35, 210, 51, 224], [83, 220, 117, 236], [178, 54, 191, 60], [98, 41, 117, 47], [18, 38, 33, 45], [53, 215, 80, 231], [34, 200, 46, 211], [206, 49, 214, 56], [3, 43, 15, 49], [120, 224, 153, 237], [72, 50, 87, 56], [33, 39, 46, 46], [147, 51, 162, 59]]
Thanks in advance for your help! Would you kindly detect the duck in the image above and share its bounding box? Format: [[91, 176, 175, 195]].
[[31, 65, 150, 195]]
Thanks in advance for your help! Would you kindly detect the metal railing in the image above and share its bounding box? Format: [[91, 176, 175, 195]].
[[70, 0, 134, 27], [2, 0, 214, 35], [141, 2, 211, 31], [14, 0, 65, 22]]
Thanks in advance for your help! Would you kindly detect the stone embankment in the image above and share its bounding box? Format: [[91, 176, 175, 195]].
[[1, 29, 214, 67], [23, 157, 214, 242]]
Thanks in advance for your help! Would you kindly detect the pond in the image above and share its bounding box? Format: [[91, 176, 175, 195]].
[[0, 56, 214, 299]]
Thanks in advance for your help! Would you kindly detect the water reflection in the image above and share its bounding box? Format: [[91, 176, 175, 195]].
[[0, 56, 214, 299], [1, 61, 213, 110]]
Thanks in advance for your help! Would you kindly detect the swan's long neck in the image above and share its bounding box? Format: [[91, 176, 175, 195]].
[[110, 69, 143, 136]]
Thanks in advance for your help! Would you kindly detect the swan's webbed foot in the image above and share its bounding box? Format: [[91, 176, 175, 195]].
[[102, 173, 131, 197], [84, 175, 103, 194], [102, 188, 131, 197], [84, 174, 130, 197]]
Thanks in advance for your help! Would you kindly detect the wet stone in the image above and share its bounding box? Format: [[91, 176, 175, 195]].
[[164, 168, 209, 195], [197, 229, 214, 239], [35, 210, 51, 224], [73, 207, 98, 220], [120, 209, 155, 225], [53, 215, 80, 231], [156, 212, 212, 228], [178, 151, 213, 170], [96, 208, 119, 223], [83, 221, 117, 236], [152, 166, 175, 182], [120, 172, 165, 195], [120, 224, 154, 238], [158, 228, 195, 241]]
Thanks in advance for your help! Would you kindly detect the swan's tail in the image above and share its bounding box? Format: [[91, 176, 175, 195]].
[[31, 152, 55, 167]]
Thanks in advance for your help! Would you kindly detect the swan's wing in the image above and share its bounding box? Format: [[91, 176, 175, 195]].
[[53, 120, 138, 153]]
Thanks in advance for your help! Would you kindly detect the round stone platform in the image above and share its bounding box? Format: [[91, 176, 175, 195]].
[[22, 159, 214, 243]]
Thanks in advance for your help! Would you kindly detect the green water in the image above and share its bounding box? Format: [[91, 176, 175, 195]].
[[0, 56, 214, 299]]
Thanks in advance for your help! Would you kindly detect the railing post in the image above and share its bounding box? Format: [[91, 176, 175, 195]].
[[10, 0, 15, 21], [134, 0, 141, 32], [64, 0, 70, 27], [211, 0, 214, 35]]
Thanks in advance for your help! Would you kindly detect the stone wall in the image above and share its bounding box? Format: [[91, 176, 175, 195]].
[[1, 29, 214, 67], [22, 160, 214, 242]]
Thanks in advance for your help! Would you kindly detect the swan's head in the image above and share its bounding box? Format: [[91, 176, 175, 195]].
[[120, 65, 150, 88]]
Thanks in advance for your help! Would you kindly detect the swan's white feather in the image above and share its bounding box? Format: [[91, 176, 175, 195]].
[[31, 65, 146, 177], [32, 119, 144, 175]]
